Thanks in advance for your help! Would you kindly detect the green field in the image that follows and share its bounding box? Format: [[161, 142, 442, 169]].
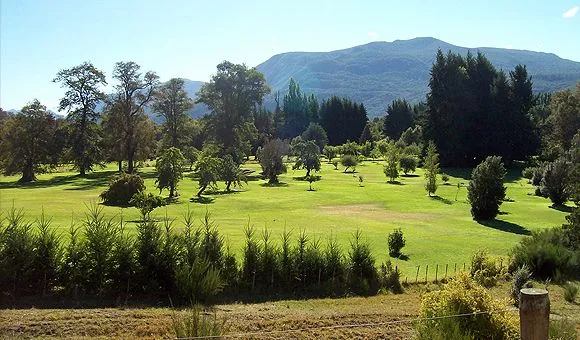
[[0, 160, 568, 280]]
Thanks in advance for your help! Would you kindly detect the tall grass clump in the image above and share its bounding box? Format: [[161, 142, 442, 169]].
[[562, 282, 578, 303], [510, 265, 531, 306], [172, 305, 228, 339], [348, 229, 378, 295]]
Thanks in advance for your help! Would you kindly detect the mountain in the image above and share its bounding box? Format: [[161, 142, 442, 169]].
[[255, 37, 580, 117]]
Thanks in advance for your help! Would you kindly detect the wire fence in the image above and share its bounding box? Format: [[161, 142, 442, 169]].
[[175, 308, 513, 339]]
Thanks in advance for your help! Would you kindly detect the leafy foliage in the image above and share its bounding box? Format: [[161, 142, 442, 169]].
[[399, 155, 418, 175], [258, 139, 289, 184], [152, 78, 194, 148], [468, 156, 506, 220], [156, 147, 186, 198], [320, 96, 368, 145], [194, 148, 222, 197], [219, 154, 247, 192], [540, 158, 571, 205], [130, 192, 166, 218], [387, 228, 405, 258], [340, 154, 358, 173], [424, 141, 440, 196], [291, 138, 321, 177], [300, 122, 328, 151], [100, 173, 146, 206]]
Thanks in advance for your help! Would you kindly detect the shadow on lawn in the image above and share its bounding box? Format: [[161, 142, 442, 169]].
[[549, 204, 574, 213], [260, 182, 288, 187], [477, 219, 531, 235], [430, 195, 452, 205], [0, 171, 117, 191], [190, 196, 215, 204]]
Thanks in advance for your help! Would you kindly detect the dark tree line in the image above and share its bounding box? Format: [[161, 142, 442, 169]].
[[424, 50, 539, 166]]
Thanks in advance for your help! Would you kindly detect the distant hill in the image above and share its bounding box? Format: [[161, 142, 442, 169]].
[[256, 37, 580, 117]]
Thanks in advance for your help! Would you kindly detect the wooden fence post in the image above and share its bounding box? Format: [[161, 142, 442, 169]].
[[425, 265, 428, 283], [435, 264, 438, 283], [415, 265, 420, 284], [519, 288, 549, 340], [444, 264, 448, 280]]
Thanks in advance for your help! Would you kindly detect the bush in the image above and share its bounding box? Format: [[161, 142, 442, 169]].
[[175, 256, 224, 304], [399, 155, 417, 175], [510, 265, 531, 306], [387, 228, 405, 258], [441, 173, 450, 184], [510, 228, 579, 280], [348, 230, 378, 295], [468, 156, 506, 220], [469, 250, 503, 288], [379, 260, 403, 294], [172, 305, 227, 339], [531, 166, 545, 186], [331, 159, 338, 170], [540, 158, 571, 205], [100, 173, 145, 206], [130, 192, 166, 218], [415, 273, 519, 340], [521, 167, 534, 180], [563, 282, 578, 302], [340, 154, 358, 173]]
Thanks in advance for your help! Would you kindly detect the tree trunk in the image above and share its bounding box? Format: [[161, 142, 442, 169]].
[[20, 164, 35, 182], [127, 151, 135, 174], [306, 168, 311, 177], [226, 181, 231, 192], [197, 184, 207, 197], [118, 160, 123, 173], [79, 166, 86, 177], [169, 185, 175, 198]]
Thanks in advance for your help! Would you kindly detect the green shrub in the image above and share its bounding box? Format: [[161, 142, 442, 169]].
[[379, 260, 403, 294], [100, 173, 145, 206], [340, 154, 358, 173], [415, 273, 519, 340], [510, 228, 579, 280], [130, 192, 166, 218], [31, 213, 61, 296], [60, 223, 87, 297], [531, 166, 545, 186], [521, 167, 534, 180], [399, 155, 417, 175], [469, 250, 503, 288], [510, 265, 531, 306], [172, 305, 228, 339], [540, 158, 571, 205], [468, 156, 506, 220], [387, 228, 405, 258], [562, 282, 578, 302], [135, 218, 164, 293], [332, 159, 339, 170], [441, 173, 450, 184], [175, 256, 224, 304], [348, 230, 378, 295]]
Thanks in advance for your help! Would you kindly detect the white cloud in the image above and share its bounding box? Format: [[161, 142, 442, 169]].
[[563, 6, 579, 18], [367, 31, 379, 39]]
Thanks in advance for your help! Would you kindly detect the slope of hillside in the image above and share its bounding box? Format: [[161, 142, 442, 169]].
[[256, 37, 580, 117]]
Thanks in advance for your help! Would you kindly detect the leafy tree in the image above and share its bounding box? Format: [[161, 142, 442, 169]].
[[195, 148, 222, 197], [110, 61, 159, 173], [156, 147, 186, 198], [424, 141, 440, 196], [220, 154, 247, 191], [383, 99, 413, 139], [182, 146, 199, 171], [340, 154, 358, 173], [359, 122, 373, 144], [399, 126, 423, 146], [399, 155, 418, 175], [53, 62, 107, 176], [383, 142, 400, 183], [152, 78, 194, 148], [100, 173, 145, 206], [540, 158, 571, 205], [300, 122, 328, 151], [323, 145, 337, 163], [130, 192, 166, 218], [0, 100, 58, 182], [549, 83, 580, 150], [258, 139, 289, 184], [468, 156, 506, 220], [292, 139, 321, 177], [196, 61, 269, 163]]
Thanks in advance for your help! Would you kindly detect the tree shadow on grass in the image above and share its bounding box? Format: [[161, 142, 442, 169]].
[[293, 175, 321, 181], [477, 219, 531, 235], [0, 171, 117, 190], [549, 204, 574, 213], [190, 196, 215, 204], [430, 195, 452, 205], [211, 190, 243, 196], [260, 182, 288, 187], [387, 181, 404, 185], [401, 174, 419, 178]]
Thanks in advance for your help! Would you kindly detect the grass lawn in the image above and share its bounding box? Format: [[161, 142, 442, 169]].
[[0, 160, 569, 280]]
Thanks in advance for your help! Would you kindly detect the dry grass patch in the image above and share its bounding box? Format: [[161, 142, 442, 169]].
[[317, 203, 437, 222]]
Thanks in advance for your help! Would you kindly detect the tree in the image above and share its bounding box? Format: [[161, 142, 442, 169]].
[[468, 156, 506, 220], [196, 61, 269, 163], [292, 139, 321, 177], [383, 142, 400, 183], [383, 99, 414, 139], [220, 154, 247, 191], [340, 154, 358, 173], [300, 122, 328, 151], [279, 78, 311, 138], [258, 139, 289, 184], [424, 141, 440, 196], [359, 122, 373, 144], [540, 158, 571, 205], [323, 145, 337, 163], [156, 147, 186, 198], [110, 61, 159, 173], [53, 62, 107, 176], [388, 228, 405, 258], [320, 96, 368, 145], [549, 83, 580, 150], [0, 100, 58, 182], [194, 148, 222, 197], [152, 78, 194, 148], [399, 155, 417, 175]]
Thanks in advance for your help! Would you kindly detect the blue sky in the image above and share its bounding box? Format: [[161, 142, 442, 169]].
[[1, 0, 579, 111]]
